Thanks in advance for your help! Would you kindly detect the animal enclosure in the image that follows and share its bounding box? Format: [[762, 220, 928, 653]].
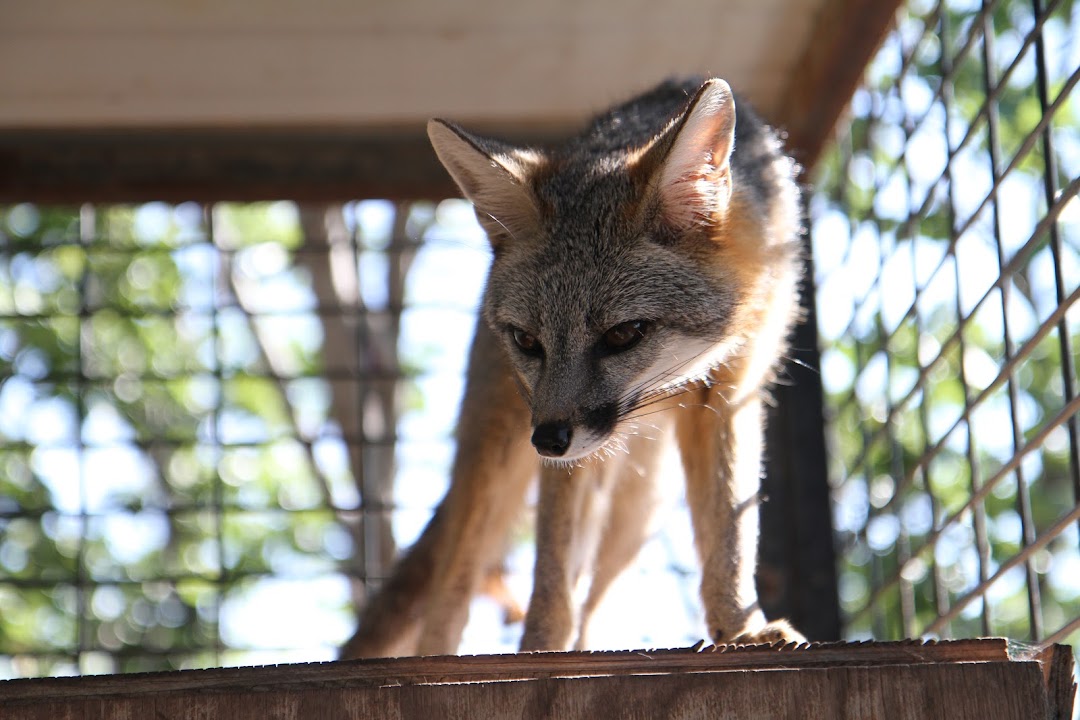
[[0, 0, 1077, 689]]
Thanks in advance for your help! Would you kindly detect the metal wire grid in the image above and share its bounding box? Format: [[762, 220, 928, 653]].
[[813, 0, 1079, 646], [0, 200, 487, 675]]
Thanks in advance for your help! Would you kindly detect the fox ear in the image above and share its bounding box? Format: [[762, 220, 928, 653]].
[[641, 79, 737, 233], [427, 119, 540, 247]]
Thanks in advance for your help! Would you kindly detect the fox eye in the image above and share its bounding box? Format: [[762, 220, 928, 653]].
[[601, 320, 649, 354], [511, 327, 543, 357]]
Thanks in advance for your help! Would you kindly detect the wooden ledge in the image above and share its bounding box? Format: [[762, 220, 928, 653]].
[[1, 639, 1074, 719]]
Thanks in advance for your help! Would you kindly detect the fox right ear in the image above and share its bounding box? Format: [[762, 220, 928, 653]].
[[427, 119, 540, 248]]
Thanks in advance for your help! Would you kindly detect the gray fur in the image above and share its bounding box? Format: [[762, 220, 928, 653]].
[[442, 77, 801, 458]]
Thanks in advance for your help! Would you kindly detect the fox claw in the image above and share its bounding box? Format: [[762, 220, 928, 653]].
[[728, 619, 806, 646]]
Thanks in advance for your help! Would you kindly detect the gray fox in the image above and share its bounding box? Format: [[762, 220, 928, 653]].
[[341, 77, 805, 657]]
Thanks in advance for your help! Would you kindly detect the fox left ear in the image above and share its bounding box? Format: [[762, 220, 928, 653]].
[[641, 79, 736, 232], [427, 119, 541, 249]]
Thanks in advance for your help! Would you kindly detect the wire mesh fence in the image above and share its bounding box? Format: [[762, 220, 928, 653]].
[[812, 0, 1080, 649], [0, 200, 487, 675]]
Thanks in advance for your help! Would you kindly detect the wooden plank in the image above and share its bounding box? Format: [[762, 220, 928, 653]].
[[381, 664, 1051, 720], [0, 129, 462, 203], [0, 0, 903, 202], [0, 640, 1013, 698], [0, 0, 800, 130], [778, 0, 905, 168], [0, 645, 1068, 720], [761, 261, 841, 640], [1036, 644, 1078, 720]]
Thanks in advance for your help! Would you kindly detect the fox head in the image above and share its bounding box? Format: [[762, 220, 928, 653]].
[[428, 79, 800, 463]]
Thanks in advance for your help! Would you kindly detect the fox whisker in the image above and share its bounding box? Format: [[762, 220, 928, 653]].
[[618, 358, 730, 420], [479, 210, 522, 245]]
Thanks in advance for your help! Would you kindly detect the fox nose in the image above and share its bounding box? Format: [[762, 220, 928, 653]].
[[532, 421, 572, 457]]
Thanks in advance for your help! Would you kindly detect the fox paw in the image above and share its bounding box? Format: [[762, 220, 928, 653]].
[[727, 619, 806, 646]]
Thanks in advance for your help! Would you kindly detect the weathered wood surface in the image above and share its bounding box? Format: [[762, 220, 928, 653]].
[[0, 639, 1074, 719], [0, 0, 900, 204], [778, 0, 905, 168], [0, 0, 828, 131]]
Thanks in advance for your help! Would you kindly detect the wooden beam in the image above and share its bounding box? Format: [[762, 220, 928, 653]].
[[0, 128, 461, 203], [0, 126, 594, 203], [0, 640, 1074, 719], [778, 0, 905, 169], [0, 0, 906, 204], [0, 0, 904, 203], [0, 0, 785, 131], [761, 261, 841, 641]]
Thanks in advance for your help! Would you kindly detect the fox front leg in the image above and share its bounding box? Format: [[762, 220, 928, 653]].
[[520, 462, 615, 652], [342, 322, 536, 659], [572, 429, 667, 651], [409, 322, 539, 656], [675, 384, 803, 645]]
